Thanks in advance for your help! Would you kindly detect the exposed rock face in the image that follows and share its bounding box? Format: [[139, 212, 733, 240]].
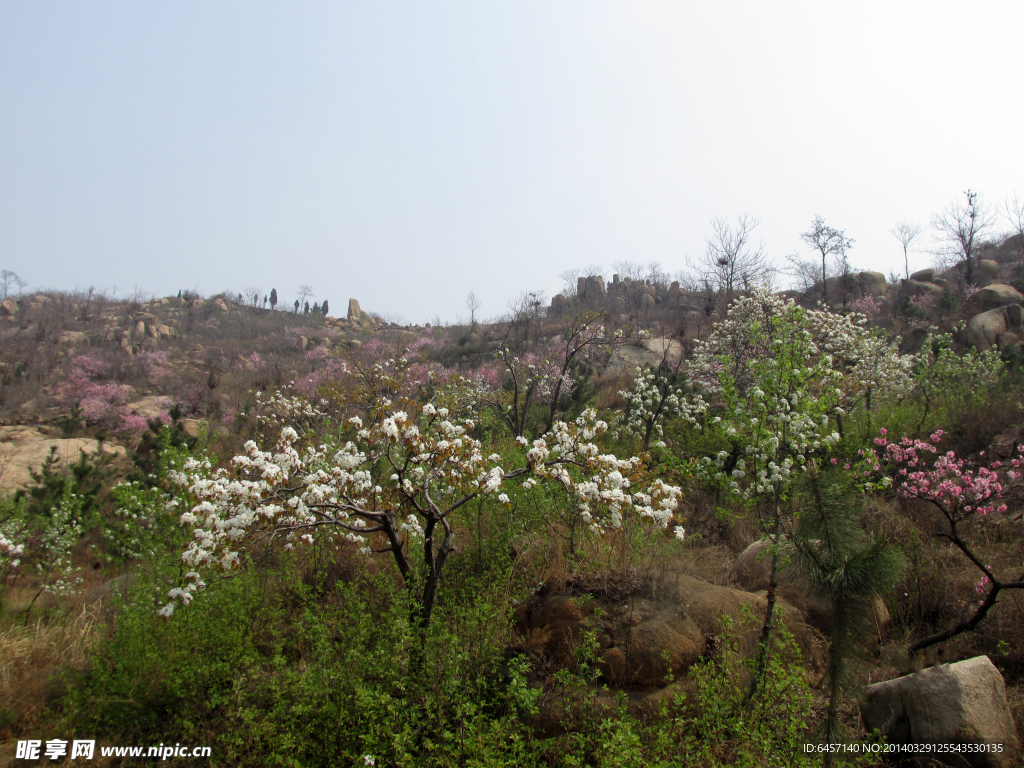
[[517, 574, 818, 688], [732, 539, 890, 640], [905, 279, 945, 299], [911, 268, 936, 283], [858, 271, 889, 297], [1, 298, 19, 316], [0, 427, 126, 491], [964, 284, 1024, 316], [861, 656, 1020, 768], [607, 338, 682, 373], [967, 304, 1023, 351], [347, 298, 362, 322], [550, 294, 569, 316], [975, 259, 1001, 287]]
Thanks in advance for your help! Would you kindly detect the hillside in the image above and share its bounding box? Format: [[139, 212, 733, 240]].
[[1, 242, 1024, 766]]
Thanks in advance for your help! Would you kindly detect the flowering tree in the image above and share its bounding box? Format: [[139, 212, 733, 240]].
[[864, 429, 1024, 652], [480, 311, 623, 438], [910, 330, 1004, 433], [164, 374, 683, 654], [615, 364, 707, 451], [690, 289, 881, 691]]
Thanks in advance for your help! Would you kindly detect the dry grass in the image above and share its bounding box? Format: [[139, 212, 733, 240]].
[[0, 603, 104, 738]]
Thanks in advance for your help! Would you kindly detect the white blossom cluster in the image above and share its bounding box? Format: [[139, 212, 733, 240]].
[[0, 525, 26, 581], [524, 409, 683, 534], [614, 366, 708, 448], [691, 289, 867, 499], [163, 402, 683, 614]]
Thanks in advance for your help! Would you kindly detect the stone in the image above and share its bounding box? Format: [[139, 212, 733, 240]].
[[641, 294, 655, 311], [212, 298, 229, 313], [861, 656, 1020, 767], [964, 284, 1024, 316], [967, 304, 1023, 351], [1, 298, 19, 316], [299, 336, 309, 352], [135, 320, 146, 336], [988, 427, 1023, 460], [586, 275, 606, 299], [859, 271, 889, 297], [127, 396, 172, 421], [57, 331, 88, 348], [0, 427, 126, 491], [904, 279, 945, 299], [182, 419, 203, 438], [550, 294, 569, 316], [910, 268, 935, 283], [732, 540, 890, 641], [613, 296, 627, 313], [997, 331, 1021, 350], [347, 298, 361, 321], [975, 259, 1001, 287]]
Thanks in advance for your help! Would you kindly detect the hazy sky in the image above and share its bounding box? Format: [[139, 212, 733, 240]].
[[2, 2, 1022, 323]]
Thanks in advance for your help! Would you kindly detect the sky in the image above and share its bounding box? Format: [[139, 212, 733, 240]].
[[2, 2, 1022, 324]]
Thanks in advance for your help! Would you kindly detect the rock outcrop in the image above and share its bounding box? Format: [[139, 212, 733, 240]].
[[964, 284, 1024, 316], [0, 427, 126, 491], [517, 574, 818, 688], [967, 304, 1023, 352], [861, 656, 1020, 768]]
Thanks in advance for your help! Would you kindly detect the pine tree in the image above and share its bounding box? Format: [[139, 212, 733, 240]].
[[321, 299, 329, 316], [789, 468, 904, 764], [270, 288, 278, 309]]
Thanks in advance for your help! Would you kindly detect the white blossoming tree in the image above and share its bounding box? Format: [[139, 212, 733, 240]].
[[615, 364, 708, 451], [165, 369, 683, 658], [690, 288, 906, 692]]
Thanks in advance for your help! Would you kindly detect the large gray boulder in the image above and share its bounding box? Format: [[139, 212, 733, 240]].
[[859, 271, 889, 297], [347, 298, 362, 322], [967, 304, 1023, 351], [964, 284, 1024, 316], [905, 279, 945, 299], [861, 656, 1020, 767], [975, 259, 1001, 287], [911, 268, 936, 283]]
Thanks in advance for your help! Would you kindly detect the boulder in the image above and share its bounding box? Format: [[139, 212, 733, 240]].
[[1, 298, 19, 316], [586, 275, 606, 299], [56, 331, 89, 348], [641, 294, 655, 311], [861, 656, 1020, 767], [127, 396, 172, 421], [733, 539, 890, 641], [964, 284, 1024, 316], [967, 304, 1023, 351], [910, 268, 936, 283], [519, 576, 818, 688], [975, 259, 1001, 287], [0, 427, 126, 491], [904, 279, 945, 299], [550, 294, 569, 316], [347, 298, 362, 322], [858, 271, 889, 297]]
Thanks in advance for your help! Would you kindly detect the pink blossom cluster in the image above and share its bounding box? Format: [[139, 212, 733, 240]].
[[864, 428, 1023, 519], [848, 294, 882, 320], [55, 362, 132, 423]]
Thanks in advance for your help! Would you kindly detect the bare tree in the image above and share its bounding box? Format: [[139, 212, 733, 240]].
[[800, 215, 854, 302], [295, 284, 315, 313], [889, 221, 925, 280], [243, 286, 263, 308], [465, 291, 481, 327], [689, 214, 774, 312], [0, 270, 27, 302], [1002, 190, 1024, 271], [504, 290, 546, 353], [931, 189, 994, 287], [611, 260, 644, 282]]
